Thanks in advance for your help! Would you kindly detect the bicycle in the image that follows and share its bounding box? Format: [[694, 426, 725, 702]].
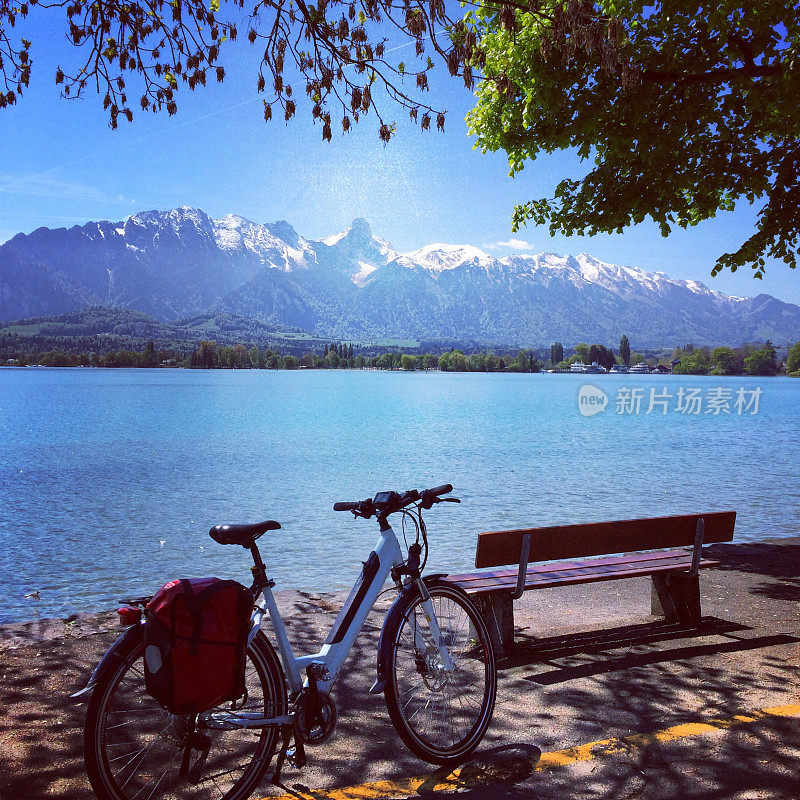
[[74, 483, 498, 800]]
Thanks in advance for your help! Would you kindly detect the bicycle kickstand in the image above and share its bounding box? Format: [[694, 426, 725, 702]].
[[272, 723, 307, 785], [272, 724, 292, 784]]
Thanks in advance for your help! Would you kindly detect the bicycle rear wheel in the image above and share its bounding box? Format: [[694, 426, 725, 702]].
[[384, 581, 497, 764], [84, 628, 286, 800]]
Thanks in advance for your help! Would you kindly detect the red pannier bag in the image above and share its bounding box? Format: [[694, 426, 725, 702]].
[[143, 577, 254, 715]]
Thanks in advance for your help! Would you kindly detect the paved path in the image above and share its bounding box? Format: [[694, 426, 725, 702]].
[[268, 703, 800, 800], [1, 538, 798, 799]]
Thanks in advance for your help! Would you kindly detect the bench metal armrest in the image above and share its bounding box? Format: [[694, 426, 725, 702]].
[[512, 533, 532, 600], [688, 517, 705, 577]]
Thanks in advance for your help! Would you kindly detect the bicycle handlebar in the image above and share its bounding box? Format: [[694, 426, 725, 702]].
[[334, 484, 456, 518]]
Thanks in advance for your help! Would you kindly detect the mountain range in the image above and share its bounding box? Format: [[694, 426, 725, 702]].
[[1, 206, 798, 347]]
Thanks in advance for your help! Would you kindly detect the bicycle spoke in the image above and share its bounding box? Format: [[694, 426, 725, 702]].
[[87, 636, 283, 800], [118, 739, 161, 789]]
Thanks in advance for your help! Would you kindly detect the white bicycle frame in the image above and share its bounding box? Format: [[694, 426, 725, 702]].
[[214, 521, 455, 729]]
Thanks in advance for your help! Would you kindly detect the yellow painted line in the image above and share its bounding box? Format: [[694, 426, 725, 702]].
[[264, 704, 800, 800], [534, 705, 800, 770]]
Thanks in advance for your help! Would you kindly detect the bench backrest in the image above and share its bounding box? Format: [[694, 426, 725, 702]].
[[474, 511, 736, 569]]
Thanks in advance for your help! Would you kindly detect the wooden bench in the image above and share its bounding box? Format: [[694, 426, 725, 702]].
[[444, 511, 736, 658]]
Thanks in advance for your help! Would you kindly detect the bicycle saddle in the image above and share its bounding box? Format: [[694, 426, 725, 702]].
[[209, 520, 281, 546]]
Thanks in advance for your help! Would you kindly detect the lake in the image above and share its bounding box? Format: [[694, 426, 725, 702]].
[[0, 368, 798, 623]]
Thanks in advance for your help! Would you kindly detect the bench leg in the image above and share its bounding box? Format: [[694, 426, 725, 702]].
[[472, 594, 515, 659], [651, 573, 702, 624]]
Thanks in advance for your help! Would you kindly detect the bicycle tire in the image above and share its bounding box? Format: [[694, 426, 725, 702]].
[[84, 626, 287, 800], [383, 580, 497, 764]]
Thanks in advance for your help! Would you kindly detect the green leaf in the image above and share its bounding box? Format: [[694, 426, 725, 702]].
[[467, 0, 797, 278]]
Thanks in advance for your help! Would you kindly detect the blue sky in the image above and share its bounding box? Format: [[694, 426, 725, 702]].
[[1, 14, 798, 304]]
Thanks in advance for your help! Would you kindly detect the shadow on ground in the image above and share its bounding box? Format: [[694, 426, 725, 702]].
[[325, 610, 800, 800], [1, 565, 798, 800], [707, 540, 800, 580]]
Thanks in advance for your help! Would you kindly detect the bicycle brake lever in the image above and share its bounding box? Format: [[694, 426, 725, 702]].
[[353, 500, 375, 519], [440, 497, 461, 503]]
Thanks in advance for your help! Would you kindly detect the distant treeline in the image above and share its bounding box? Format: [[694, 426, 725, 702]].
[[3, 340, 546, 372], [548, 337, 798, 377], [670, 342, 797, 377], [183, 341, 547, 372], [3, 337, 798, 377]]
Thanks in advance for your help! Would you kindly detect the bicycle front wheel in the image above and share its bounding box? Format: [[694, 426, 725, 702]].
[[84, 628, 287, 800], [384, 580, 497, 764]]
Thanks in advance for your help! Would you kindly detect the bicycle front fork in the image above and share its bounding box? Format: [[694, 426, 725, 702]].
[[414, 578, 456, 671]]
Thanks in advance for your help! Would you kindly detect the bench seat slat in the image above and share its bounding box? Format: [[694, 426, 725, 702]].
[[446, 548, 700, 584], [445, 555, 720, 595]]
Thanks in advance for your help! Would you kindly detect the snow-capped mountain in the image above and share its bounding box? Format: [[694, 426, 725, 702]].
[[398, 243, 496, 273], [1, 207, 797, 346], [213, 214, 317, 272]]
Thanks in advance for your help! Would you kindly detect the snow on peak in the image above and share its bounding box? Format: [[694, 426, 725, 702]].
[[213, 214, 260, 250], [322, 230, 346, 247], [576, 253, 603, 281], [219, 213, 250, 227], [490, 249, 730, 299], [323, 218, 368, 246], [319, 219, 398, 283], [211, 214, 314, 271], [685, 279, 706, 294], [352, 260, 379, 287], [399, 243, 494, 272], [122, 207, 212, 235], [322, 218, 393, 253], [90, 210, 737, 303]]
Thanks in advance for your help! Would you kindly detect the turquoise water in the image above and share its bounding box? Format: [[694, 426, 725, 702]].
[[0, 368, 798, 623]]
